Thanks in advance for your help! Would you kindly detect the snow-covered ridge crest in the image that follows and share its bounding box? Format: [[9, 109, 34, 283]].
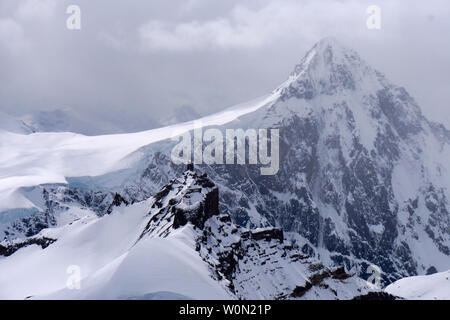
[[385, 270, 450, 300], [137, 165, 220, 240], [0, 93, 279, 213], [1, 37, 449, 290], [278, 37, 386, 101], [134, 167, 376, 299], [0, 167, 375, 300]]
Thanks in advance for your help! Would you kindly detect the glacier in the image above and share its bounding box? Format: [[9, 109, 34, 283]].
[[0, 37, 449, 298]]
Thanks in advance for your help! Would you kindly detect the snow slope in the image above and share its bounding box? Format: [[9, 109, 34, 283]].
[[385, 270, 450, 300], [0, 198, 230, 300], [0, 168, 370, 300], [1, 37, 449, 292], [0, 94, 278, 212]]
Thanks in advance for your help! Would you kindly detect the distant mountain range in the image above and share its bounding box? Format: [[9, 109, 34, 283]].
[[0, 106, 201, 136]]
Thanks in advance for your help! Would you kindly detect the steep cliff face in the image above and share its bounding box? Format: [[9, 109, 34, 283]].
[[133, 168, 372, 300], [118, 38, 449, 283], [0, 168, 372, 300], [1, 38, 449, 287], [195, 38, 450, 283], [0, 186, 117, 240]]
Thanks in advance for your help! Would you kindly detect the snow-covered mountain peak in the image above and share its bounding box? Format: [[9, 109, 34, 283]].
[[280, 37, 381, 100], [214, 39, 450, 284], [0, 39, 449, 297], [134, 168, 375, 299], [263, 37, 425, 152], [313, 37, 357, 61], [0, 167, 377, 299]]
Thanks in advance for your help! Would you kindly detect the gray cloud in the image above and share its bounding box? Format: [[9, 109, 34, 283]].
[[0, 0, 449, 131]]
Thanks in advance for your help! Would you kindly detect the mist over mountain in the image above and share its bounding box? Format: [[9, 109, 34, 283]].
[[0, 108, 162, 135], [160, 105, 202, 126], [0, 38, 449, 299]]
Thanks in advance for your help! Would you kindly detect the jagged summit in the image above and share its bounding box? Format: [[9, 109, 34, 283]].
[[0, 167, 376, 299], [200, 38, 450, 284], [0, 38, 449, 298], [280, 37, 380, 99], [138, 168, 219, 239], [293, 37, 363, 72], [135, 168, 374, 299]]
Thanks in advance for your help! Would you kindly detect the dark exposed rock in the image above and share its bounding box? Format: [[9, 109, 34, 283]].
[[242, 228, 284, 243], [139, 169, 219, 239], [1, 184, 125, 240], [308, 263, 324, 272], [304, 266, 350, 288], [173, 184, 219, 229], [106, 193, 129, 214], [331, 266, 351, 280], [309, 271, 331, 286], [0, 237, 56, 257], [290, 282, 313, 298], [3, 39, 449, 290], [426, 266, 438, 275], [352, 292, 399, 301]]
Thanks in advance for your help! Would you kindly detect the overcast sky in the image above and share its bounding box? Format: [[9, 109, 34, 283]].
[[0, 0, 449, 130]]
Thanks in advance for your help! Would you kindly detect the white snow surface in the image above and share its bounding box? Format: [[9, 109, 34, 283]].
[[1, 37, 449, 299], [385, 270, 450, 300], [0, 199, 230, 300], [0, 94, 278, 212]]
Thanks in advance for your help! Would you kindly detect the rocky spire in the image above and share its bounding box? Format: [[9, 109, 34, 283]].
[[138, 168, 219, 240]]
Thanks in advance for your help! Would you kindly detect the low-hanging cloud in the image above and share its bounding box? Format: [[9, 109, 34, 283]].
[[15, 0, 57, 21], [0, 0, 449, 131], [138, 1, 366, 52], [0, 0, 56, 53]]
